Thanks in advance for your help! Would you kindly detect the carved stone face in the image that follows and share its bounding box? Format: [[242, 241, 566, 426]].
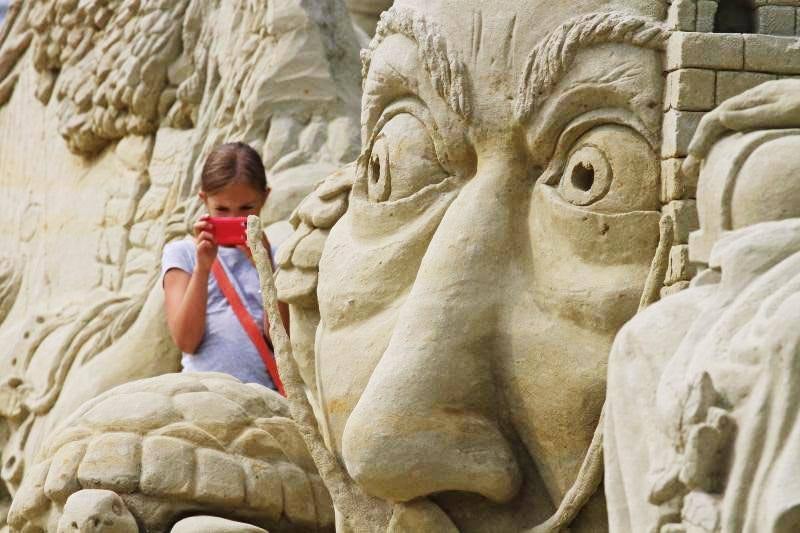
[[315, 0, 666, 528]]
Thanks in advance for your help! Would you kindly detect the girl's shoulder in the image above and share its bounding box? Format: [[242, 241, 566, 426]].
[[162, 238, 196, 270], [163, 237, 195, 254]]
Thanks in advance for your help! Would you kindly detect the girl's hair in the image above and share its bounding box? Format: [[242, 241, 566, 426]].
[[200, 142, 267, 195]]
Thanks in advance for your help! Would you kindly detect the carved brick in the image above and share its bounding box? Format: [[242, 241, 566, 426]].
[[666, 244, 697, 284], [661, 158, 687, 202], [665, 68, 716, 111], [662, 110, 705, 159], [756, 5, 796, 36], [663, 200, 700, 243], [744, 34, 800, 74], [660, 280, 691, 299], [716, 71, 777, 104], [667, 0, 696, 31], [696, 1, 719, 33], [666, 32, 744, 72]]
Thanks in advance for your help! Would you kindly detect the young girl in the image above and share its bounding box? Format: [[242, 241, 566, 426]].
[[161, 142, 287, 391]]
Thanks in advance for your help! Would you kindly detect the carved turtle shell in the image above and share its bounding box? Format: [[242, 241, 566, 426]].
[[8, 372, 334, 533]]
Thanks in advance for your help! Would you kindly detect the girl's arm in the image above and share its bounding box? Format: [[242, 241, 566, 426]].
[[164, 217, 218, 354], [164, 267, 210, 354]]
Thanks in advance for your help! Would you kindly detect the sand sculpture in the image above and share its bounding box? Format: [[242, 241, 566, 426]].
[[2, 0, 800, 531], [277, 1, 800, 531], [0, 0, 365, 530], [605, 79, 800, 532]]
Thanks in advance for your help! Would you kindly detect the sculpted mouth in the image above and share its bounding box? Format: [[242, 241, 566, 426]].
[[390, 498, 460, 530]]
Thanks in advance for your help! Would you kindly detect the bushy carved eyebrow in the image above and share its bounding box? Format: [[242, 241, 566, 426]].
[[362, 6, 472, 119], [363, 9, 669, 126], [515, 11, 669, 122]]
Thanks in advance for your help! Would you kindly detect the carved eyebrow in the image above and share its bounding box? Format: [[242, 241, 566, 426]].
[[362, 6, 472, 120], [564, 61, 644, 93], [515, 11, 670, 122]]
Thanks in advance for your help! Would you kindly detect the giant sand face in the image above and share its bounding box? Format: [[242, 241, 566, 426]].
[[311, 1, 667, 529]]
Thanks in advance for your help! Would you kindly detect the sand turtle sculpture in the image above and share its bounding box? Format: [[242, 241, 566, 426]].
[[7, 372, 334, 532]]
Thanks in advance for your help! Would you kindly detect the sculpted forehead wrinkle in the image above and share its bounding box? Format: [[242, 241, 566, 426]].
[[364, 6, 669, 127], [569, 60, 642, 86], [515, 11, 670, 121], [391, 1, 667, 69], [361, 6, 472, 119]]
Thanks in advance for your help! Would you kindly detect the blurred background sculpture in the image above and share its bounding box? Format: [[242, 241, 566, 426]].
[[606, 79, 800, 533], [3, 0, 800, 531], [0, 0, 377, 529]]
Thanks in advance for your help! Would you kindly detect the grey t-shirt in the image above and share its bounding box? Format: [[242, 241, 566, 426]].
[[161, 239, 275, 390]]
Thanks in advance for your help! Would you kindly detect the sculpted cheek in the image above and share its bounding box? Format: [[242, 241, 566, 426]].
[[527, 120, 662, 331], [529, 186, 660, 333]]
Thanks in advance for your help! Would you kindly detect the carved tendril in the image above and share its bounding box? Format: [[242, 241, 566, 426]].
[[246, 215, 392, 533]]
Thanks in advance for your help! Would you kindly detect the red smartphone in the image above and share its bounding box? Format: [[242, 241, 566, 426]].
[[207, 217, 247, 246]]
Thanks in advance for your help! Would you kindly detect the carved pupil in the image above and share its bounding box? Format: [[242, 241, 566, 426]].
[[370, 152, 381, 183], [571, 161, 595, 192]]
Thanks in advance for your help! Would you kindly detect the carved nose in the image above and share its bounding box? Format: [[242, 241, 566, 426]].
[[341, 292, 522, 504], [341, 162, 523, 503]]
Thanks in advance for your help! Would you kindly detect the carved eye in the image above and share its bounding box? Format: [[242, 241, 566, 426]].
[[560, 145, 612, 206], [367, 134, 391, 202], [556, 124, 659, 213], [365, 113, 448, 203]]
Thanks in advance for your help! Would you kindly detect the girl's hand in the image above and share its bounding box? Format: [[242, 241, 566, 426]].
[[194, 215, 218, 272]]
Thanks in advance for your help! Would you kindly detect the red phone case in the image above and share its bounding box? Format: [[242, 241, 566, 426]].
[[207, 217, 247, 246]]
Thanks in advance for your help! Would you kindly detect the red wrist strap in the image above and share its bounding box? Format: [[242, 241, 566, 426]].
[[211, 259, 285, 396]]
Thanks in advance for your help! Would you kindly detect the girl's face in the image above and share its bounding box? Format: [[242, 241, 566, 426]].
[[200, 180, 268, 218]]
